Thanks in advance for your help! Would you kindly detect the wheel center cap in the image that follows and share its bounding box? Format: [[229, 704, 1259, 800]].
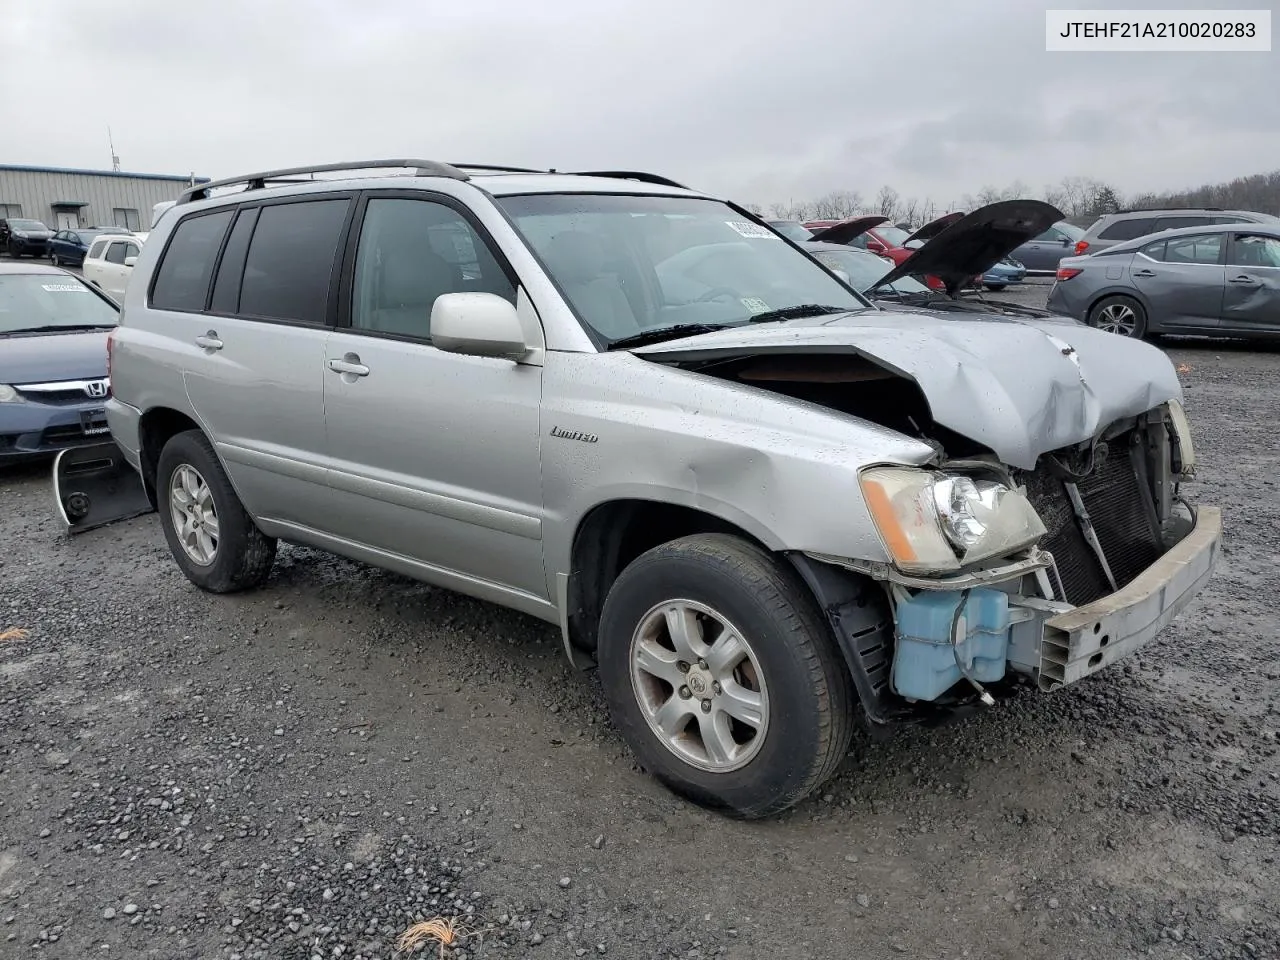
[[686, 668, 712, 697]]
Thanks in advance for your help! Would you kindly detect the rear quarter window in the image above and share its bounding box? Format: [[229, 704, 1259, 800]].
[[1098, 217, 1158, 241], [87, 239, 109, 260], [150, 210, 235, 312]]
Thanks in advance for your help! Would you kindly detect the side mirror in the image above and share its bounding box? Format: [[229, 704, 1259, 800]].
[[430, 292, 529, 360], [1061, 237, 1071, 246], [124, 256, 137, 268]]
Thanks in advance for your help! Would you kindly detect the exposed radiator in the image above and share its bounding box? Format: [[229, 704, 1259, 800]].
[[1020, 433, 1163, 606]]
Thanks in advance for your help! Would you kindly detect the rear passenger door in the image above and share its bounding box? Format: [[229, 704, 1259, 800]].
[[320, 191, 547, 600], [100, 240, 134, 299], [1128, 233, 1226, 329], [149, 197, 353, 527]]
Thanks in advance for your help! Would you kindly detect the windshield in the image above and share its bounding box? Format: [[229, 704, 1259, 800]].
[[0, 274, 119, 334], [810, 248, 931, 296], [10, 219, 47, 231], [873, 224, 912, 246], [497, 194, 871, 344]]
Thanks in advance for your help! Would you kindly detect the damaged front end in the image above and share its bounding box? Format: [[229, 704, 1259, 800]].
[[52, 441, 154, 535], [801, 401, 1219, 722]]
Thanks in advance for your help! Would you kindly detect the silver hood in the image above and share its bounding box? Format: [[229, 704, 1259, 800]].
[[632, 310, 1182, 469]]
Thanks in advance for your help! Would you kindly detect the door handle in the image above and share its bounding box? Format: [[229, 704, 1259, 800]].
[[194, 330, 223, 351], [1229, 274, 1260, 285], [1131, 269, 1156, 278], [327, 353, 370, 377]]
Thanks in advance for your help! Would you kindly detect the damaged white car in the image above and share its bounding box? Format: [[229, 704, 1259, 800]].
[[85, 161, 1220, 818]]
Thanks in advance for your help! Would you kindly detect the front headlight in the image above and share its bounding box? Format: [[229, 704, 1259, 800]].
[[859, 467, 1047, 574], [1167, 399, 1195, 476], [0, 384, 22, 403]]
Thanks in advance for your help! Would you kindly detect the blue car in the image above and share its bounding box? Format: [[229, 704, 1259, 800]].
[[47, 227, 133, 268], [980, 257, 1027, 291], [0, 263, 120, 461]]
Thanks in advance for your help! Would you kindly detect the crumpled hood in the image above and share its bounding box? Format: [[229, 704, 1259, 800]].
[[0, 330, 110, 384], [632, 310, 1182, 469]]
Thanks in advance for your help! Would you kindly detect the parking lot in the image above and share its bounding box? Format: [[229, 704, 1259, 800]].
[[2, 278, 1278, 960]]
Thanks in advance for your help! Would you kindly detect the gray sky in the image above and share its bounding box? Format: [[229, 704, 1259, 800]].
[[2, 0, 1276, 209]]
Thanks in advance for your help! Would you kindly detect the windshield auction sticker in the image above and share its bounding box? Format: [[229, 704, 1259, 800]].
[[726, 221, 780, 239], [41, 284, 89, 292], [1046, 9, 1270, 51]]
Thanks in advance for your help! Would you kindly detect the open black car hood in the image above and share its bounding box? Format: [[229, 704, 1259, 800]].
[[806, 215, 889, 246], [875, 199, 1065, 296], [903, 211, 964, 245]]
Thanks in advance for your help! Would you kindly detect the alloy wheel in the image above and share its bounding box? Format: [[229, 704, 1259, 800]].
[[168, 464, 220, 566], [1096, 302, 1138, 336], [629, 599, 770, 773]]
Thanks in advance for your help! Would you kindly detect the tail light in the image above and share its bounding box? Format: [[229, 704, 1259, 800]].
[[1074, 240, 1090, 255], [1056, 266, 1083, 281]]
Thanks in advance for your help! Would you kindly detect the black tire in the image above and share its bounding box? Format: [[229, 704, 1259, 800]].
[[49, 252, 59, 267], [1088, 294, 1148, 338], [984, 283, 1006, 291], [597, 533, 854, 818], [156, 429, 277, 593]]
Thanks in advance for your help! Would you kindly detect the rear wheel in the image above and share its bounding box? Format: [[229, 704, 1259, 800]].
[[597, 533, 854, 818], [50, 252, 60, 267], [1089, 294, 1147, 338], [156, 430, 276, 593], [984, 283, 1006, 291]]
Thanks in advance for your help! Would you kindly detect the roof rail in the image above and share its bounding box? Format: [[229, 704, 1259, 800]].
[[449, 163, 546, 174], [571, 170, 691, 190], [177, 159, 470, 204], [1116, 205, 1224, 214]]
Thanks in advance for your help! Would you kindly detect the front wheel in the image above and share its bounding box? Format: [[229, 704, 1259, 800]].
[[984, 283, 1006, 291], [1089, 294, 1147, 338], [156, 430, 277, 593], [49, 252, 60, 267], [597, 534, 854, 818]]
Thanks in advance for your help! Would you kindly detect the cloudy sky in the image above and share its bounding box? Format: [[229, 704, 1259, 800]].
[[2, 0, 1276, 209]]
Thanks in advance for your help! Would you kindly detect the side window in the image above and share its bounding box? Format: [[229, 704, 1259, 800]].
[[350, 197, 514, 340], [1034, 227, 1063, 242], [1138, 239, 1167, 261], [105, 242, 128, 265], [210, 207, 260, 314], [87, 239, 109, 260], [150, 209, 235, 312], [1155, 215, 1211, 231], [1163, 234, 1223, 265], [1099, 217, 1157, 241], [1229, 234, 1280, 268], [124, 243, 140, 261], [238, 199, 350, 323]]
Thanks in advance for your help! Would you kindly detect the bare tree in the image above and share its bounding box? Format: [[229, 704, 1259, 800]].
[[809, 190, 863, 221], [873, 185, 900, 220]]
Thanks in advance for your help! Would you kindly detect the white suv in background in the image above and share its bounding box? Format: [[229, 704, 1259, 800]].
[[82, 234, 144, 301]]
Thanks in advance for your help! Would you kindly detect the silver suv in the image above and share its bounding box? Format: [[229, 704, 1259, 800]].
[[103, 160, 1221, 817], [1076, 207, 1277, 257]]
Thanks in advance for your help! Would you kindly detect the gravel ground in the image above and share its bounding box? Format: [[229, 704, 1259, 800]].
[[2, 279, 1278, 960]]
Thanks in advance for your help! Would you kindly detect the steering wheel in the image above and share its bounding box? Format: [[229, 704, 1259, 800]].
[[694, 286, 740, 303]]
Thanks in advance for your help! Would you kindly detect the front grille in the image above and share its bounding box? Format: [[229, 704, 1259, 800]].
[[16, 388, 89, 405], [1020, 432, 1163, 606]]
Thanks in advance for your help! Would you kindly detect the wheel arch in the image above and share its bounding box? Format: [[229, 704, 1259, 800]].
[[137, 406, 203, 505]]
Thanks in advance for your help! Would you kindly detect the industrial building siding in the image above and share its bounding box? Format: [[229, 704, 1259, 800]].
[[0, 166, 209, 231]]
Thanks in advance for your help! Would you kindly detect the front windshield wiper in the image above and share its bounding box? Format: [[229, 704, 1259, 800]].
[[607, 323, 732, 350], [0, 324, 117, 336], [746, 304, 851, 324]]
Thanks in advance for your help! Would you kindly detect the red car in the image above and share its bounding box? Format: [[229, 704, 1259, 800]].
[[802, 213, 964, 290]]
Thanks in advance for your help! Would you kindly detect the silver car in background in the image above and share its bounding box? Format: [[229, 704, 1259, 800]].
[[1047, 222, 1280, 339], [96, 159, 1219, 818]]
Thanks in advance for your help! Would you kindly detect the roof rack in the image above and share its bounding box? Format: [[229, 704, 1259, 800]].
[[449, 163, 545, 174], [571, 170, 691, 189], [1116, 206, 1224, 213], [177, 159, 470, 204]]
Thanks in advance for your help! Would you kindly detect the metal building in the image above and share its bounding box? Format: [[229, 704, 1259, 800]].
[[0, 164, 210, 233]]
